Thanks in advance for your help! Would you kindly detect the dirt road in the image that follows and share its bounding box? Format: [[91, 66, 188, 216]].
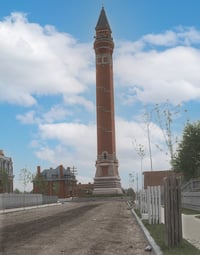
[[0, 199, 154, 255]]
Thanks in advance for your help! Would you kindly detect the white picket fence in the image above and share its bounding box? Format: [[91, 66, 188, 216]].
[[138, 186, 161, 224]]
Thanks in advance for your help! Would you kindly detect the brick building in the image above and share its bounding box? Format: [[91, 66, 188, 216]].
[[33, 165, 77, 198], [0, 150, 14, 193], [77, 182, 94, 197], [143, 170, 182, 189]]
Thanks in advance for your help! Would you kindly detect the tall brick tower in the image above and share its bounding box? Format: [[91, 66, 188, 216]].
[[93, 7, 122, 194]]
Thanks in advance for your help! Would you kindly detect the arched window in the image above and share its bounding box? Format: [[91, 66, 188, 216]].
[[103, 151, 108, 160]]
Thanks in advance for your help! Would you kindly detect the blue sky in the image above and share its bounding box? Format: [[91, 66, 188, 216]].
[[1, 0, 200, 191]]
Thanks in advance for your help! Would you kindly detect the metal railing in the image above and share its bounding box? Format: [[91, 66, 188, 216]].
[[181, 178, 200, 192]]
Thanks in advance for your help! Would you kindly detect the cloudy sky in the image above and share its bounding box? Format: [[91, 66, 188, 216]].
[[1, 0, 200, 191]]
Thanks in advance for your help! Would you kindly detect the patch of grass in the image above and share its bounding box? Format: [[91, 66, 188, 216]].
[[134, 208, 142, 218], [142, 220, 166, 251], [163, 240, 200, 255], [142, 220, 200, 255], [195, 215, 200, 219], [182, 208, 200, 215]]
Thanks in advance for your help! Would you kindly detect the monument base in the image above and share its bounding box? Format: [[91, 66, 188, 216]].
[[93, 187, 123, 195], [93, 176, 123, 195]]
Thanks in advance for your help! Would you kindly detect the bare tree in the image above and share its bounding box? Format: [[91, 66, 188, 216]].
[[153, 100, 187, 166], [20, 168, 32, 193], [33, 174, 48, 194], [133, 140, 145, 189], [129, 173, 134, 188], [144, 109, 153, 171]]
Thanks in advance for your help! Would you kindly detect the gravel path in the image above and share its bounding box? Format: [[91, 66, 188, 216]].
[[0, 199, 154, 255]]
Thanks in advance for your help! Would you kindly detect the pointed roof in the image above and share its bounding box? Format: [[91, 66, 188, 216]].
[[95, 7, 111, 31]]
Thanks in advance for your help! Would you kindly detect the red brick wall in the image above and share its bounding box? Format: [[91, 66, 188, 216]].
[[143, 170, 182, 189]]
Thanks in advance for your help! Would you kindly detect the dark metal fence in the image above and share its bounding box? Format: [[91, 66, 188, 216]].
[[182, 192, 200, 211]]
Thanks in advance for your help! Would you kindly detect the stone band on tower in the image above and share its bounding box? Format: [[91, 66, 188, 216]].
[[93, 7, 122, 195]]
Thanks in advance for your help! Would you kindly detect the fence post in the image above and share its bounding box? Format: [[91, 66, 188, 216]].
[[164, 175, 182, 248]]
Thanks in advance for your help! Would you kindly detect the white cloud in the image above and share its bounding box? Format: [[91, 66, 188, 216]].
[[38, 122, 96, 148], [115, 44, 200, 104], [16, 110, 40, 124], [115, 118, 171, 188], [36, 122, 97, 167], [2, 13, 200, 107], [0, 12, 95, 106], [16, 105, 72, 125], [141, 26, 200, 47], [43, 105, 72, 123], [143, 30, 178, 46], [32, 118, 170, 188], [63, 95, 95, 112], [5, 16, 199, 190], [34, 122, 97, 183], [176, 26, 200, 45]]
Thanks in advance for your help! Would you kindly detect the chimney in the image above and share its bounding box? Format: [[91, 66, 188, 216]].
[[37, 166, 41, 175], [59, 165, 64, 179]]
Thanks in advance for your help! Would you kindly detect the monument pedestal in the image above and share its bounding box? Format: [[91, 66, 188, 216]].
[[93, 176, 122, 195], [93, 159, 122, 195]]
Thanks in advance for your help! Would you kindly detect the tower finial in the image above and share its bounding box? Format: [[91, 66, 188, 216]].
[[95, 6, 111, 31]]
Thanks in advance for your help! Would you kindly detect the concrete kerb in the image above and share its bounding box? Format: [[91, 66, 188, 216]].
[[0, 202, 61, 214], [127, 202, 163, 255]]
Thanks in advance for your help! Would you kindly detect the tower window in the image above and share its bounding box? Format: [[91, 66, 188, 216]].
[[103, 151, 108, 159]]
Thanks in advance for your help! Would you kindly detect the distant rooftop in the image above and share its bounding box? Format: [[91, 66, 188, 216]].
[[41, 166, 75, 181]]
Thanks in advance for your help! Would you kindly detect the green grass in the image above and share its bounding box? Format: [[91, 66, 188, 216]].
[[182, 208, 200, 215], [142, 220, 200, 255], [134, 208, 142, 218]]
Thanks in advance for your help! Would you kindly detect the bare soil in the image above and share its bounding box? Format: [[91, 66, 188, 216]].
[[0, 199, 155, 255]]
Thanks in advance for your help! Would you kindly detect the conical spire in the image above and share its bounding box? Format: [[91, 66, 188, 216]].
[[95, 7, 111, 31]]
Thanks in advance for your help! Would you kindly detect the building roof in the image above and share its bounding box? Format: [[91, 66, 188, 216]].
[[95, 7, 111, 31], [41, 166, 74, 181], [0, 150, 12, 161]]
